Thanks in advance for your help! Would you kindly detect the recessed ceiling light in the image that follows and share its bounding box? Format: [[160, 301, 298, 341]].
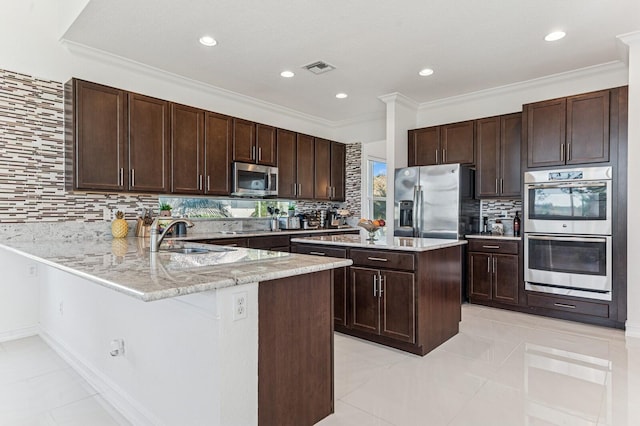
[[280, 70, 295, 78], [419, 68, 434, 77], [335, 93, 348, 99], [544, 31, 566, 42], [199, 35, 217, 47]]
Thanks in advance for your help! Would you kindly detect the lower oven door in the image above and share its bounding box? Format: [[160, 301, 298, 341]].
[[524, 234, 611, 300]]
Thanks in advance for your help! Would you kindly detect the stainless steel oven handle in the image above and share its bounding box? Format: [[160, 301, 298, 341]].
[[527, 235, 607, 243], [526, 182, 607, 189]]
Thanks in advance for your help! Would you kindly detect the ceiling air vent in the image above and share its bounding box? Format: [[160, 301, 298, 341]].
[[303, 61, 336, 75]]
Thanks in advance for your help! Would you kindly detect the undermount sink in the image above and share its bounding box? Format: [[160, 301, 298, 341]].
[[162, 246, 235, 254]]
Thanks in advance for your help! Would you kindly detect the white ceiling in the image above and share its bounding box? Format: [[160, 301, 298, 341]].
[[62, 0, 640, 122]]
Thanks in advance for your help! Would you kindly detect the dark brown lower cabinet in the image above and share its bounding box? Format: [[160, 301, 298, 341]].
[[468, 239, 519, 306], [351, 267, 415, 343], [258, 271, 333, 426]]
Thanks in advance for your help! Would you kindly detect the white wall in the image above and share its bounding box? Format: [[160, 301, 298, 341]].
[[0, 248, 39, 341], [38, 263, 259, 426], [621, 33, 640, 338]]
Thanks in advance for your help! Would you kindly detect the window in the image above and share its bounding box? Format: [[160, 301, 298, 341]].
[[368, 159, 387, 221]]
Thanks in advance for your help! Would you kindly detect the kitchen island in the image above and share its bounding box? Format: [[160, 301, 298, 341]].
[[0, 238, 351, 426], [291, 234, 466, 355]]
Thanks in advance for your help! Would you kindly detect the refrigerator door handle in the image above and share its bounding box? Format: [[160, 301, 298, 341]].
[[413, 185, 422, 237]]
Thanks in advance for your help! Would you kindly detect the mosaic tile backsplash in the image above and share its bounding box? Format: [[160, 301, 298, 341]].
[[0, 68, 362, 238]]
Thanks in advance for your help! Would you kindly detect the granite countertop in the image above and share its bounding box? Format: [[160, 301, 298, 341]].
[[291, 234, 467, 252], [465, 234, 522, 241], [0, 238, 352, 302], [170, 227, 359, 241]]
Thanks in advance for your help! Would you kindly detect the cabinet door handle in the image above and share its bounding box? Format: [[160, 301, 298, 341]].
[[367, 257, 388, 262], [560, 143, 565, 161], [495, 179, 498, 194], [500, 179, 504, 194], [567, 143, 571, 161], [258, 147, 262, 161], [487, 257, 491, 273], [131, 169, 135, 187], [435, 149, 438, 164], [119, 168, 124, 186], [379, 274, 385, 297], [309, 251, 326, 256], [443, 149, 446, 163], [251, 146, 256, 160], [293, 183, 297, 196], [482, 245, 500, 249], [199, 175, 203, 191], [554, 302, 576, 309], [207, 175, 210, 192], [373, 274, 377, 297]]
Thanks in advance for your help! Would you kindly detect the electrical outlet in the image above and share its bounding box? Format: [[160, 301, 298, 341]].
[[232, 292, 248, 321]]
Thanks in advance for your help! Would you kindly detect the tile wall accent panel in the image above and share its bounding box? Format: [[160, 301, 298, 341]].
[[0, 68, 158, 225], [480, 199, 522, 235]]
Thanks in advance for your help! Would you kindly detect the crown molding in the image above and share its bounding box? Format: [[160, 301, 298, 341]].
[[417, 61, 627, 111], [378, 92, 419, 110], [60, 39, 336, 128]]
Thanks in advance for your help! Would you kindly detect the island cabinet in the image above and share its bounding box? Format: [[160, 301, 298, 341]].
[[467, 239, 519, 306], [294, 244, 349, 327], [277, 129, 315, 199], [525, 89, 611, 168], [314, 138, 346, 202], [340, 245, 462, 356], [170, 106, 233, 195], [475, 113, 522, 198], [408, 120, 475, 167]]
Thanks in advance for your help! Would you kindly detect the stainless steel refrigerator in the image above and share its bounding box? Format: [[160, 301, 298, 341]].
[[394, 163, 479, 239]]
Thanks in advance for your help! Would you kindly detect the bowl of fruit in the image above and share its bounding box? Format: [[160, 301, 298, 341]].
[[358, 218, 386, 241]]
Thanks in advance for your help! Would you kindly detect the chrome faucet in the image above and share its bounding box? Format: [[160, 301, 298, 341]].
[[149, 218, 194, 252]]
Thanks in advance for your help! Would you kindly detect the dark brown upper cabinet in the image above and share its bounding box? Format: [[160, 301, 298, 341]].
[[314, 138, 346, 201], [66, 79, 127, 191], [476, 113, 522, 198], [128, 93, 170, 193], [408, 120, 474, 166], [170, 104, 232, 195], [525, 89, 610, 168], [277, 130, 314, 199], [232, 119, 276, 166]]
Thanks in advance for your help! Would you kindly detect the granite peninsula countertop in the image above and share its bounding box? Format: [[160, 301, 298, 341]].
[[0, 238, 352, 302], [291, 234, 467, 252]]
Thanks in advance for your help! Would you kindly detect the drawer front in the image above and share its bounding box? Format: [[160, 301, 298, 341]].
[[294, 244, 347, 258], [468, 239, 519, 254], [350, 249, 415, 271], [527, 293, 609, 318], [248, 235, 290, 249]]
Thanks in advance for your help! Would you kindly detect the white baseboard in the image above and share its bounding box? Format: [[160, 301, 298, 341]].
[[0, 325, 38, 343], [38, 328, 162, 426], [625, 321, 640, 340]]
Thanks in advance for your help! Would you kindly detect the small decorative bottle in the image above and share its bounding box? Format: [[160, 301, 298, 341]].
[[513, 211, 521, 237]]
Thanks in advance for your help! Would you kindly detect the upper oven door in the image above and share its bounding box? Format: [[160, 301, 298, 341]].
[[524, 180, 611, 235]]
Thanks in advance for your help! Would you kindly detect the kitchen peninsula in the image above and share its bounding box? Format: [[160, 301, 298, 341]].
[[291, 234, 466, 355], [0, 238, 351, 426]]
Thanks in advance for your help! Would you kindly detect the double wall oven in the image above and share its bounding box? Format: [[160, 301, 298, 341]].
[[524, 166, 612, 301]]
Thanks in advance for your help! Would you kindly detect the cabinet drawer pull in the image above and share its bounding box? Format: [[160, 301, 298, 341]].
[[309, 251, 326, 256], [367, 257, 388, 262], [482, 245, 500, 249], [554, 302, 576, 309]]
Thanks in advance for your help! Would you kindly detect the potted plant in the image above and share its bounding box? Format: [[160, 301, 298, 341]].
[[159, 203, 172, 217], [288, 204, 295, 217]]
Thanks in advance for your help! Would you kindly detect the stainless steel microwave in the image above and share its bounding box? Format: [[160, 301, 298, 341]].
[[232, 162, 278, 197]]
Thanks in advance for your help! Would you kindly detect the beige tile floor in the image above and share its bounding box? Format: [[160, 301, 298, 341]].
[[2, 304, 639, 425]]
